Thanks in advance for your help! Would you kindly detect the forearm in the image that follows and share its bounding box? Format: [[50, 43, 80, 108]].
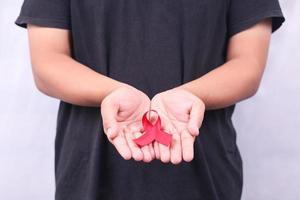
[[31, 53, 127, 107], [177, 20, 272, 110], [177, 58, 264, 110]]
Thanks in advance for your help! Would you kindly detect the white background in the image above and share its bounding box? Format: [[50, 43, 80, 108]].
[[0, 0, 299, 199]]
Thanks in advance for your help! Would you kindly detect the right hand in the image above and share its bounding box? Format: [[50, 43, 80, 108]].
[[100, 85, 155, 162]]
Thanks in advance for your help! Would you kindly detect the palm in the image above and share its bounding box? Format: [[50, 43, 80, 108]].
[[101, 85, 155, 161], [114, 91, 149, 129], [152, 96, 191, 133], [151, 88, 205, 163]]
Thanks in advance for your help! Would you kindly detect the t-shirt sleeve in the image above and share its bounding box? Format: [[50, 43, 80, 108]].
[[14, 0, 70, 30], [227, 0, 285, 38]]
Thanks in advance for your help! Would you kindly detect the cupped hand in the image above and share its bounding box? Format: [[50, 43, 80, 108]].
[[100, 85, 155, 162], [150, 88, 205, 164]]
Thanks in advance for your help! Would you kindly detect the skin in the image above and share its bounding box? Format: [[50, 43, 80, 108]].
[[100, 86, 155, 162], [26, 18, 272, 164], [150, 88, 205, 163]]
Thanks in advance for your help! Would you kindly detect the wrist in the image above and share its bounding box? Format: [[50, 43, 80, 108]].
[[101, 81, 140, 104], [174, 83, 192, 93], [101, 81, 127, 101], [172, 85, 206, 110]]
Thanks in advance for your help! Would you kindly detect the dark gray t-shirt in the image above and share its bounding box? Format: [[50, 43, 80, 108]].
[[15, 0, 284, 199]]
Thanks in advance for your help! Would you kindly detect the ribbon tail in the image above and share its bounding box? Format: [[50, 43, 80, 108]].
[[133, 129, 156, 147], [155, 130, 172, 147]]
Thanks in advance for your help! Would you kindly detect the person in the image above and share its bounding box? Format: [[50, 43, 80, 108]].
[[15, 0, 285, 199]]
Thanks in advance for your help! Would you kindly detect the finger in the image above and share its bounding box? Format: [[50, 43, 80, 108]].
[[153, 141, 160, 159], [124, 127, 143, 161], [106, 126, 119, 142], [141, 145, 153, 163], [170, 127, 182, 165], [187, 101, 205, 136], [100, 100, 119, 140], [111, 127, 132, 160], [159, 142, 170, 163], [181, 129, 195, 162], [148, 143, 155, 159], [134, 131, 152, 163]]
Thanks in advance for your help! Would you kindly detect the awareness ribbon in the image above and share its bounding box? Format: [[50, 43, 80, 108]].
[[133, 110, 172, 147]]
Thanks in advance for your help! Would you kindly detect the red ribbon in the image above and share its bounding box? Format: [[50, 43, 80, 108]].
[[133, 110, 172, 147]]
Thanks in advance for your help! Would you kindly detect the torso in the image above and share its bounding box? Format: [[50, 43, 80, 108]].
[[55, 1, 243, 199]]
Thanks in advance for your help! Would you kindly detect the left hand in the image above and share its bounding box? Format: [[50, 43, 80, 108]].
[[150, 88, 205, 164]]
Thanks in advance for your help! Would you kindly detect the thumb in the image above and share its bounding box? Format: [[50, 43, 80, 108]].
[[106, 125, 119, 141], [101, 99, 119, 141], [187, 101, 205, 136]]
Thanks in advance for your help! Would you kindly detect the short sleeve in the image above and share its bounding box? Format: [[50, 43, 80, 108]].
[[227, 0, 285, 38], [15, 0, 71, 30]]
